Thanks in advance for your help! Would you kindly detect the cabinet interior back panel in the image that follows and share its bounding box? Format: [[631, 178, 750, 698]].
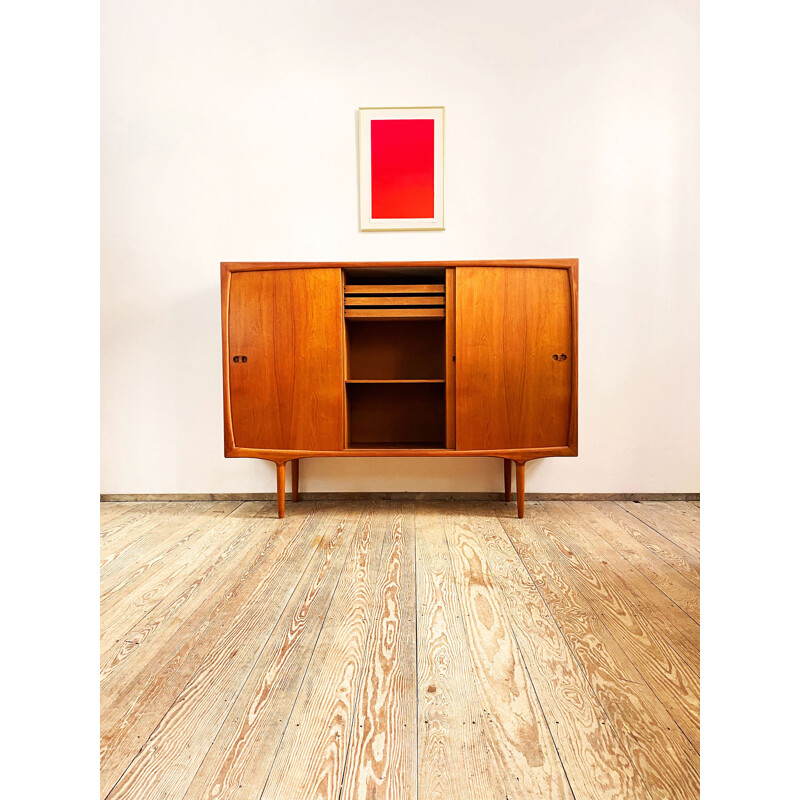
[[346, 320, 445, 380]]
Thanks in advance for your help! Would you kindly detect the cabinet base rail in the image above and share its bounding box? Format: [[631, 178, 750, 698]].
[[273, 456, 529, 519]]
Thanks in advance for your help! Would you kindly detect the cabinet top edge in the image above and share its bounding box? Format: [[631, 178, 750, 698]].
[[221, 259, 579, 273]]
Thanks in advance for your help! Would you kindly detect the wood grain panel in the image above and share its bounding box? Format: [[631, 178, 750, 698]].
[[345, 296, 444, 306], [455, 267, 573, 450], [347, 383, 445, 447], [228, 268, 343, 450], [499, 512, 700, 799], [617, 502, 701, 557], [416, 503, 500, 799], [339, 503, 417, 800], [346, 319, 444, 381], [262, 504, 389, 799], [100, 503, 246, 655], [100, 508, 324, 797], [181, 505, 360, 800], [541, 502, 699, 674], [567, 501, 699, 622], [590, 501, 700, 588], [345, 284, 445, 294], [99, 503, 273, 687], [225, 259, 578, 272], [467, 504, 649, 800], [515, 504, 700, 752], [443, 506, 572, 799], [445, 268, 455, 448], [345, 308, 444, 320]]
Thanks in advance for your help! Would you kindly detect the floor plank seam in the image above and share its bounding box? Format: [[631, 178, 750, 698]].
[[100, 501, 222, 578], [507, 621, 580, 800], [101, 512, 256, 798], [443, 502, 575, 799], [100, 504, 291, 691], [595, 503, 700, 589], [549, 503, 700, 629], [576, 502, 700, 622], [100, 502, 245, 602], [411, 502, 421, 800]]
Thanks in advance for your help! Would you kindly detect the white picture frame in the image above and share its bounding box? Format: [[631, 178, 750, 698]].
[[358, 106, 445, 231]]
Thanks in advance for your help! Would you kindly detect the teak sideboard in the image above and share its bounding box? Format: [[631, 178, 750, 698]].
[[221, 260, 578, 518]]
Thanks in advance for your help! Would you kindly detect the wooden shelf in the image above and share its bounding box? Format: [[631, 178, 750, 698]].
[[346, 379, 444, 384], [345, 284, 444, 295], [345, 308, 444, 320], [347, 441, 447, 450], [345, 296, 444, 307]]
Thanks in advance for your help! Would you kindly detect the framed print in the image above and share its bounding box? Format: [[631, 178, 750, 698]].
[[358, 106, 444, 231]]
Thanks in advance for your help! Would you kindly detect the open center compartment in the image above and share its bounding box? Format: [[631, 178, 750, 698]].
[[343, 267, 449, 449]]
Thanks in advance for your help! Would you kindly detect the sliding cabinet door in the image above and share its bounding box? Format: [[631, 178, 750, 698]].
[[227, 268, 344, 450], [455, 266, 574, 450]]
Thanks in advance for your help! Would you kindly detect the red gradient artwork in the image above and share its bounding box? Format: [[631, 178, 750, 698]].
[[370, 119, 435, 218]]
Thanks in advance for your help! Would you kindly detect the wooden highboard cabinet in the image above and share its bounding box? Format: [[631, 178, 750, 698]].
[[221, 260, 578, 518]]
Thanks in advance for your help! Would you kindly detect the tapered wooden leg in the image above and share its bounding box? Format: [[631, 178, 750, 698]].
[[291, 459, 299, 502], [515, 461, 525, 519], [276, 462, 286, 519], [503, 459, 512, 502]]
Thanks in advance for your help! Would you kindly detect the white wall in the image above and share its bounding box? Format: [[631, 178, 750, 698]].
[[101, 0, 699, 494]]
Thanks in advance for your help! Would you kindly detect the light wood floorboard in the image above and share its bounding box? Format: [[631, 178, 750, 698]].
[[443, 504, 573, 799], [520, 503, 700, 751], [262, 503, 390, 799], [593, 501, 700, 588], [567, 502, 699, 622], [415, 503, 503, 799], [541, 502, 699, 674], [338, 501, 418, 800], [616, 502, 700, 558], [100, 503, 279, 688], [101, 500, 700, 800], [101, 502, 170, 535], [467, 502, 650, 799]]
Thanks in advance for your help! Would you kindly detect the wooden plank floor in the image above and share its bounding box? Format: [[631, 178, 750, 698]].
[[100, 499, 700, 800]]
